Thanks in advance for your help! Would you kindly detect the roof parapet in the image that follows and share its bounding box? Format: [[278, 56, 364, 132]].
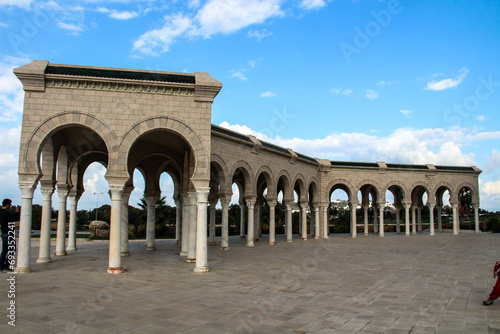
[[247, 135, 262, 154], [194, 72, 222, 103], [377, 161, 387, 174], [13, 60, 48, 92], [287, 149, 298, 164], [316, 159, 331, 172]]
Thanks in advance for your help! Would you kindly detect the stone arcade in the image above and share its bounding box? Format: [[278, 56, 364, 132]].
[[13, 60, 481, 274]]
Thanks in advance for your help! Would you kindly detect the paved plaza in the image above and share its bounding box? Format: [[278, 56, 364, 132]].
[[1, 232, 499, 334]]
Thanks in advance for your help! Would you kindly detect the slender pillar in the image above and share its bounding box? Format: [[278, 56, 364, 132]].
[[301, 203, 308, 240], [186, 192, 197, 262], [194, 187, 210, 273], [363, 205, 369, 236], [378, 203, 385, 237], [121, 189, 132, 256], [411, 205, 417, 235], [254, 204, 260, 241], [55, 188, 69, 256], [145, 196, 158, 251], [323, 205, 329, 238], [16, 184, 36, 273], [310, 204, 315, 238], [404, 204, 411, 236], [473, 204, 480, 234], [373, 206, 378, 234], [285, 202, 293, 242], [314, 206, 320, 239], [239, 202, 246, 238], [180, 194, 189, 257], [208, 200, 217, 246], [395, 206, 401, 234], [221, 198, 230, 250], [417, 207, 422, 232], [428, 203, 435, 236], [452, 203, 459, 235], [246, 199, 256, 247], [174, 199, 181, 244], [107, 186, 123, 274], [350, 202, 357, 238], [437, 206, 443, 233], [66, 194, 79, 251], [37, 186, 54, 263], [268, 200, 276, 245]]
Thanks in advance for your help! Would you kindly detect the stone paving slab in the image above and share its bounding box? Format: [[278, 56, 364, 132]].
[[0, 232, 499, 333]]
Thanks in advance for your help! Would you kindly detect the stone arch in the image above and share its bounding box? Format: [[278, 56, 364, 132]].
[[455, 181, 479, 204], [210, 154, 230, 194], [433, 182, 455, 206], [307, 177, 320, 203], [22, 111, 117, 176], [120, 116, 209, 181], [384, 181, 409, 206], [325, 179, 355, 203], [292, 173, 308, 203], [255, 165, 275, 199], [229, 160, 255, 198], [356, 179, 383, 203], [410, 181, 431, 205], [276, 169, 293, 201]]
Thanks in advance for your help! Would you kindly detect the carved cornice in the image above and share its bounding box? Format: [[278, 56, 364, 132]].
[[45, 76, 195, 96]]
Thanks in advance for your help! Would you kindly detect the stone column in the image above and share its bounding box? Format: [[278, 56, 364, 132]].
[[239, 201, 246, 238], [378, 203, 385, 238], [474, 204, 480, 234], [310, 204, 315, 238], [16, 184, 36, 273], [363, 205, 369, 236], [373, 206, 378, 234], [314, 206, 320, 239], [411, 205, 417, 235], [37, 186, 54, 263], [428, 203, 435, 236], [55, 188, 69, 256], [208, 200, 217, 246], [221, 197, 230, 250], [417, 207, 422, 232], [174, 198, 181, 244], [107, 186, 123, 274], [301, 203, 308, 240], [186, 192, 197, 262], [285, 202, 293, 242], [145, 195, 158, 251], [246, 198, 256, 247], [66, 193, 79, 251], [254, 204, 260, 241], [404, 203, 411, 236], [180, 194, 189, 257], [395, 206, 401, 234], [452, 203, 459, 235], [121, 189, 132, 256], [323, 205, 329, 238], [194, 187, 210, 273], [349, 202, 357, 238], [268, 200, 276, 245], [437, 206, 443, 233]]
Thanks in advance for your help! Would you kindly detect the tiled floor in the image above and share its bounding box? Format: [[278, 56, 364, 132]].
[[1, 231, 499, 333]]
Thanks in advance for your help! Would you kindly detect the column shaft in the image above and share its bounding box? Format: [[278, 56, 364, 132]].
[[55, 190, 68, 256], [107, 187, 123, 273], [180, 195, 189, 256], [314, 206, 320, 239], [221, 199, 229, 250], [194, 188, 210, 273], [429, 204, 435, 236], [246, 200, 255, 247], [121, 191, 131, 256], [209, 202, 217, 246], [187, 192, 197, 262], [301, 204, 307, 240], [66, 195, 78, 251], [269, 201, 276, 245], [145, 196, 157, 251], [37, 188, 54, 263], [16, 185, 35, 273]]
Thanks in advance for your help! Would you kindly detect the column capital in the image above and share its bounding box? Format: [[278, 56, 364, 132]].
[[196, 188, 210, 203], [267, 200, 277, 207], [427, 201, 436, 209], [40, 186, 55, 196], [300, 202, 308, 209]]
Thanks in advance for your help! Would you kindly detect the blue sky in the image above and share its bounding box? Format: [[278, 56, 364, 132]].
[[0, 0, 499, 211]]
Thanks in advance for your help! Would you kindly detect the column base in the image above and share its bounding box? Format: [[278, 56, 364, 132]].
[[405, 233, 410, 236], [240, 235, 245, 238], [246, 243, 255, 248], [430, 232, 435, 236], [193, 266, 209, 273], [107, 267, 123, 274], [379, 234, 384, 238], [286, 239, 293, 243], [315, 236, 321, 239], [66, 246, 77, 251], [221, 247, 229, 251], [323, 235, 329, 239], [179, 251, 188, 257], [54, 251, 67, 256], [352, 235, 357, 238], [185, 258, 196, 263], [121, 251, 131, 257], [146, 246, 156, 251], [301, 237, 307, 240], [269, 242, 275, 245], [364, 233, 369, 236], [37, 257, 52, 263], [15, 266, 32, 273], [208, 242, 217, 246]]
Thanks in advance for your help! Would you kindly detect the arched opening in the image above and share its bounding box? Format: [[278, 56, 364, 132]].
[[386, 185, 405, 234], [410, 185, 430, 234], [328, 185, 351, 236]]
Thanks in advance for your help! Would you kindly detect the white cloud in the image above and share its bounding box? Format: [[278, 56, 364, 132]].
[[401, 109, 413, 117], [425, 67, 469, 91], [260, 91, 277, 97], [377, 80, 394, 86], [230, 70, 248, 81], [0, 56, 29, 122], [298, 0, 327, 10], [0, 0, 32, 9], [248, 29, 272, 41], [483, 180, 500, 196], [365, 89, 378, 100], [134, 0, 284, 55], [57, 21, 84, 33], [484, 149, 500, 173], [97, 7, 138, 20], [476, 115, 485, 121]]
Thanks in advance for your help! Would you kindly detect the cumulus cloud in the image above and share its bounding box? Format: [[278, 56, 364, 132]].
[[260, 91, 277, 97], [297, 0, 327, 10], [0, 0, 32, 9], [483, 180, 500, 197], [0, 56, 29, 122], [134, 0, 284, 55], [97, 7, 139, 20], [425, 67, 469, 91], [57, 21, 84, 33]]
